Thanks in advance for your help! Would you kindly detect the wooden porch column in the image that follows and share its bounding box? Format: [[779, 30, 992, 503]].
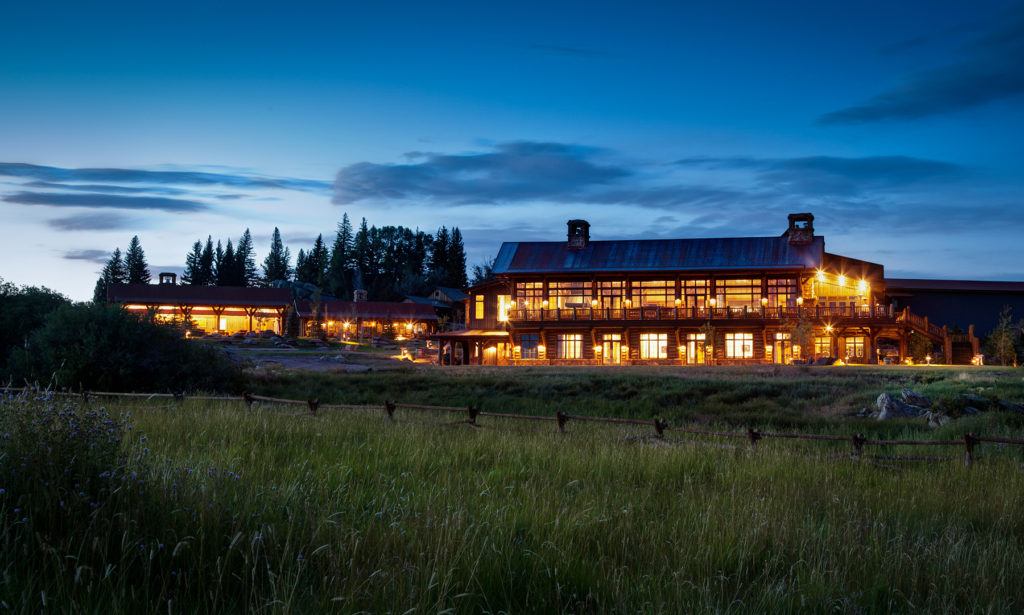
[[898, 332, 909, 363], [942, 326, 952, 365], [211, 306, 226, 332], [245, 307, 258, 332], [865, 330, 876, 365]]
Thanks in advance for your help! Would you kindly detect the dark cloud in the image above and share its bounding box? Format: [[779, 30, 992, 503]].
[[25, 181, 192, 196], [4, 191, 207, 212], [677, 155, 964, 196], [62, 249, 110, 264], [333, 141, 630, 205], [819, 14, 1024, 124], [47, 213, 133, 231], [0, 162, 331, 194]]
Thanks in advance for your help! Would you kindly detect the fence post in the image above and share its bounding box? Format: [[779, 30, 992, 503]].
[[747, 428, 761, 451], [850, 433, 866, 460], [653, 418, 666, 438], [963, 433, 977, 467], [173, 391, 185, 402], [467, 405, 479, 425], [81, 390, 90, 405], [307, 398, 320, 416], [384, 400, 396, 421], [243, 391, 254, 410], [556, 411, 568, 433]]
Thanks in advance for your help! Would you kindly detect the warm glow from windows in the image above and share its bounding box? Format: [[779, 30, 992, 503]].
[[858, 279, 868, 293], [837, 274, 847, 287]]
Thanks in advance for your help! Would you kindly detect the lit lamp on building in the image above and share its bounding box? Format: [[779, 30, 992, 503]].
[[674, 298, 682, 306], [542, 300, 549, 308], [837, 274, 847, 287], [816, 269, 826, 282], [537, 344, 546, 358], [761, 297, 768, 306], [591, 299, 599, 308], [709, 298, 717, 307], [796, 297, 803, 306]]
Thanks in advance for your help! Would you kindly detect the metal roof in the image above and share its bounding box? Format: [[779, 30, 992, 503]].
[[492, 236, 825, 275], [108, 284, 292, 306]]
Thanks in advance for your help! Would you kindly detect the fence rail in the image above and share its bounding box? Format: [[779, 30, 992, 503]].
[[5, 385, 1019, 467]]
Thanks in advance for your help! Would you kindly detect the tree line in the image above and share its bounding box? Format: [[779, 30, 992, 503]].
[[92, 214, 469, 303]]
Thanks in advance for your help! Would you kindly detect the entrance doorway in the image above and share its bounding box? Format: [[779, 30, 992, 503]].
[[686, 333, 707, 365], [602, 333, 622, 365]]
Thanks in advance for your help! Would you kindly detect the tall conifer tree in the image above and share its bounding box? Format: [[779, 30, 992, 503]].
[[92, 247, 127, 303], [124, 236, 151, 284], [199, 237, 215, 286], [262, 227, 292, 284], [182, 240, 204, 285]]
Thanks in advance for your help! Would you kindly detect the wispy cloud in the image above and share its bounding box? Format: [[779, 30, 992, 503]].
[[47, 213, 134, 231], [0, 163, 332, 194], [819, 11, 1024, 124], [4, 191, 208, 212], [62, 249, 110, 264]]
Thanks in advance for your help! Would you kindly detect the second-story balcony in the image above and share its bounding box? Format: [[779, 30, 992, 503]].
[[508, 304, 900, 325]]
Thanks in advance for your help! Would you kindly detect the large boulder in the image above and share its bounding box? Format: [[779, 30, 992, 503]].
[[901, 388, 932, 408], [876, 393, 926, 420], [959, 393, 991, 411], [998, 400, 1024, 414]]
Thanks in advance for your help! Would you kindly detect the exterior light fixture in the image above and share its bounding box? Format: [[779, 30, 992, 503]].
[[591, 299, 599, 307], [594, 345, 602, 353], [542, 300, 549, 307], [761, 297, 768, 305], [796, 297, 804, 305], [825, 325, 833, 333], [858, 279, 868, 293], [816, 269, 825, 282], [837, 275, 847, 287], [674, 298, 682, 306], [709, 298, 717, 306]]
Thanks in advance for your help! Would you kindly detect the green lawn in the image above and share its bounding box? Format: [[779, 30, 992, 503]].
[[3, 367, 1024, 613]]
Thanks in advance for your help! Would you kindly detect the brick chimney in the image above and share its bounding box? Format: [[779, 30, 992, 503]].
[[158, 272, 177, 285], [567, 219, 590, 250], [353, 289, 368, 302], [784, 213, 814, 245]]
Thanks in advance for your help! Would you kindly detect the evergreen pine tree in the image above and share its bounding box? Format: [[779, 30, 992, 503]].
[[92, 248, 127, 304], [262, 227, 292, 284], [217, 240, 237, 286], [236, 228, 259, 286], [448, 227, 468, 288], [124, 236, 151, 284], [430, 226, 450, 285], [295, 249, 308, 282], [199, 237, 215, 286], [326, 214, 354, 297], [182, 240, 203, 285], [352, 218, 371, 281]]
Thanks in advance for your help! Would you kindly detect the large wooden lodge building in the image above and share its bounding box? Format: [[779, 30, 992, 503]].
[[439, 213, 988, 366]]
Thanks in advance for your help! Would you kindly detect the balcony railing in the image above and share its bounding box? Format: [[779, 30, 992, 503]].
[[508, 304, 898, 323]]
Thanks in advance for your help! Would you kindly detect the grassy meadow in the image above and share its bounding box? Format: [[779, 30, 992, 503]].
[[3, 366, 1024, 613]]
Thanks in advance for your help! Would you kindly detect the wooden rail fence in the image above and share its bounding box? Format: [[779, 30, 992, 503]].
[[5, 385, 1022, 467]]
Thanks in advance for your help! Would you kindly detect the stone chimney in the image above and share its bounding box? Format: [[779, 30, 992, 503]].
[[784, 213, 814, 245], [567, 219, 591, 250], [353, 289, 368, 302], [158, 272, 177, 285]]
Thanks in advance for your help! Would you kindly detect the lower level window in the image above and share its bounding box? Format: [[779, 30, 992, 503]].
[[814, 336, 832, 357], [725, 332, 753, 359], [557, 334, 582, 359], [519, 334, 538, 359], [845, 336, 865, 358], [640, 333, 668, 359]]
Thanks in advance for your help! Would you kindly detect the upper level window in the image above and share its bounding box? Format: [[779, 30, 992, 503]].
[[474, 295, 485, 320], [514, 282, 544, 308], [497, 295, 510, 322], [717, 279, 761, 309], [682, 280, 708, 308], [549, 281, 591, 308], [631, 280, 674, 307], [597, 281, 625, 308], [767, 278, 798, 308]]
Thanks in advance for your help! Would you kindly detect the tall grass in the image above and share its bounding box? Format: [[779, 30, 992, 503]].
[[4, 389, 1024, 613]]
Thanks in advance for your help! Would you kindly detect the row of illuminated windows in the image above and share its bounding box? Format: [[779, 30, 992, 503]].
[[516, 332, 868, 361], [513, 279, 801, 309], [516, 332, 783, 360]]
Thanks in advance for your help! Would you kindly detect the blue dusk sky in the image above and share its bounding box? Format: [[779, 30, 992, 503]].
[[2, 0, 1023, 300]]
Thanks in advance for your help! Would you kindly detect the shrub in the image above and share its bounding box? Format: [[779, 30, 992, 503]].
[[0, 278, 70, 367], [6, 303, 243, 392]]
